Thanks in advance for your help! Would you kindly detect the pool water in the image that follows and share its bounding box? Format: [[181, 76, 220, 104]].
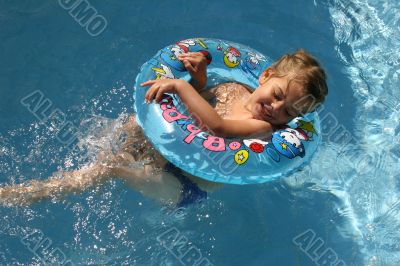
[[0, 0, 399, 265]]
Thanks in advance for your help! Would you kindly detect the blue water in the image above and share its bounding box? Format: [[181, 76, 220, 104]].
[[0, 0, 399, 265]]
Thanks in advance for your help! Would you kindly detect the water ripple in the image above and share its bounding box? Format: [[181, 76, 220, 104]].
[[329, 0, 400, 264]]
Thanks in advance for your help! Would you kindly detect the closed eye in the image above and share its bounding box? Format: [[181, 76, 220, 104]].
[[286, 107, 297, 117], [286, 109, 293, 117], [274, 89, 283, 100]]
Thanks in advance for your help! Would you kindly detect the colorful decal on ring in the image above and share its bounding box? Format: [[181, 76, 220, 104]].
[[241, 52, 264, 79], [234, 149, 249, 165], [217, 43, 241, 68], [228, 141, 241, 150], [156, 94, 316, 166], [151, 64, 175, 79]]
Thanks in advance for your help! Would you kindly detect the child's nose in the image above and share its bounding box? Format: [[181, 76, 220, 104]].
[[271, 101, 283, 111], [272, 101, 285, 116]]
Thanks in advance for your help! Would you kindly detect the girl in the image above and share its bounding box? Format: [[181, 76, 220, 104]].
[[0, 50, 328, 207]]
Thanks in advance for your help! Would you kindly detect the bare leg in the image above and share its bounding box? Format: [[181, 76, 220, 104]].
[[91, 115, 215, 204], [112, 159, 182, 205], [0, 116, 183, 206], [109, 116, 182, 205], [0, 160, 113, 206]]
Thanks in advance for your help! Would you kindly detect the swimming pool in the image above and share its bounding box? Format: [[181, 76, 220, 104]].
[[0, 0, 399, 265]]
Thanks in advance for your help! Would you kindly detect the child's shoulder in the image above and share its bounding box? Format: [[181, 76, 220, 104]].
[[200, 82, 251, 103], [210, 82, 252, 97]]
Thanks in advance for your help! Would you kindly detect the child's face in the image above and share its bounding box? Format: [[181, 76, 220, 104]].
[[249, 69, 306, 125]]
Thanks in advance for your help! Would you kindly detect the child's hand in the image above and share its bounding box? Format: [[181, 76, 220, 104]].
[[178, 52, 208, 89], [141, 79, 183, 103]]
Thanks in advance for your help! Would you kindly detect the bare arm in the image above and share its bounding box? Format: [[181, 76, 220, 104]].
[[175, 81, 274, 136], [142, 79, 274, 137], [178, 52, 208, 91]]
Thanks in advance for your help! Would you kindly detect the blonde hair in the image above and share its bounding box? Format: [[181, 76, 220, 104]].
[[270, 49, 328, 113]]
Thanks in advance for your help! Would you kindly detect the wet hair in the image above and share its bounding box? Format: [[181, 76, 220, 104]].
[[270, 49, 328, 113]]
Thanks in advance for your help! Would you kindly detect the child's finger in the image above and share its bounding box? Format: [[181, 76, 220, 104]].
[[191, 52, 204, 58], [144, 84, 152, 100], [145, 85, 158, 103], [144, 88, 151, 102], [178, 53, 195, 60], [180, 54, 204, 66], [141, 80, 157, 87], [155, 87, 165, 103], [145, 89, 155, 103], [187, 52, 203, 58], [179, 52, 197, 58], [182, 59, 196, 73], [177, 55, 188, 61]]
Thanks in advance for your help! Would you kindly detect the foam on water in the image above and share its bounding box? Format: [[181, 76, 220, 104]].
[[0, 81, 224, 264], [326, 0, 400, 264]]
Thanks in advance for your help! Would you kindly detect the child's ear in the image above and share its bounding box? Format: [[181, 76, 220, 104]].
[[259, 67, 274, 85]]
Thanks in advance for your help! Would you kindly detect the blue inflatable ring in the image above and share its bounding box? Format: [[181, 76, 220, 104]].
[[134, 38, 321, 185]]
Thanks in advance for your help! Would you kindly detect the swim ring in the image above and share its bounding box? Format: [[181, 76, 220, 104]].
[[134, 38, 321, 185]]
